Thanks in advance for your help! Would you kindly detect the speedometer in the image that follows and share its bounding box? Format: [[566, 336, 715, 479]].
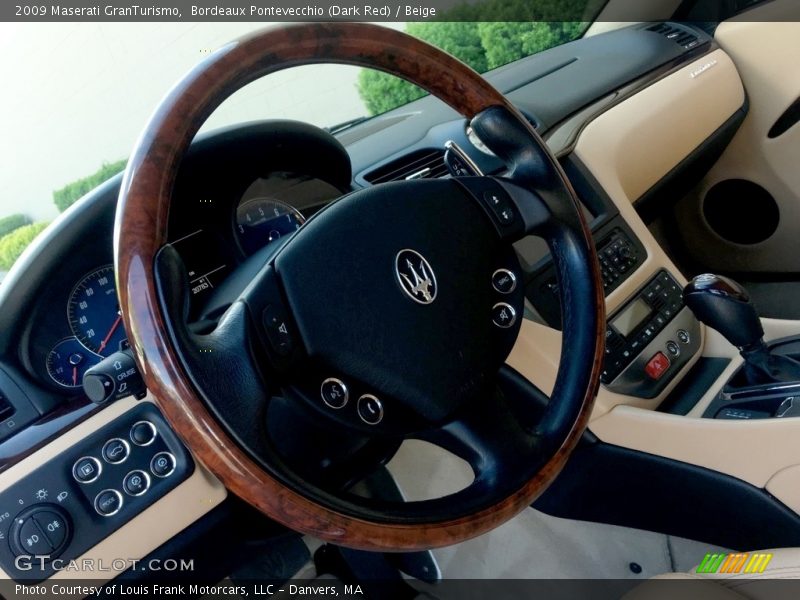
[[67, 265, 127, 357]]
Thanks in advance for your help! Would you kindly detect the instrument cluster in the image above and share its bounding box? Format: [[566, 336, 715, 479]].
[[32, 170, 343, 393]]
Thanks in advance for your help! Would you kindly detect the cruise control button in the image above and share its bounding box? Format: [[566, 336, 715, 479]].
[[33, 511, 68, 552], [94, 489, 123, 517], [321, 378, 349, 409], [492, 269, 517, 294], [130, 421, 157, 446], [123, 470, 151, 497], [677, 329, 691, 345], [150, 452, 176, 478], [102, 438, 130, 464], [73, 456, 102, 484], [18, 518, 52, 556], [645, 352, 671, 381], [357, 395, 384, 425], [492, 303, 517, 329]]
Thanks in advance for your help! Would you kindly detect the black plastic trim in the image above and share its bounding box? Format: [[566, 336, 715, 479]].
[[535, 438, 800, 551], [658, 357, 731, 415], [768, 96, 800, 139]]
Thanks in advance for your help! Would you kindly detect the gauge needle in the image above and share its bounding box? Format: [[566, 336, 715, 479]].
[[72, 366, 78, 386], [98, 314, 123, 353]]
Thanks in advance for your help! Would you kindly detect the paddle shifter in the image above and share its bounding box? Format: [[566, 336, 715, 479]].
[[684, 274, 800, 386]]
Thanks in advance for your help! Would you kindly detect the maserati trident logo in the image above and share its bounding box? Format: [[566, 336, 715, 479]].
[[395, 249, 437, 305]]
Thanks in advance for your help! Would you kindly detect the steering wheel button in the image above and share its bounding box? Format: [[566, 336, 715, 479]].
[[151, 452, 176, 478], [94, 489, 123, 517], [73, 456, 102, 483], [102, 438, 130, 464], [321, 378, 349, 409], [123, 470, 151, 497], [645, 352, 671, 381], [262, 305, 294, 357], [492, 269, 517, 294], [357, 395, 384, 425], [492, 303, 517, 329], [130, 420, 157, 446]]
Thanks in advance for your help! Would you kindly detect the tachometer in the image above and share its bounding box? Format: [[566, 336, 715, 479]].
[[67, 265, 127, 357], [46, 338, 101, 389], [236, 198, 305, 255]]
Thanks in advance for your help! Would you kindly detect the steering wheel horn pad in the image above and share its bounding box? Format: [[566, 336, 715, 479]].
[[115, 23, 605, 551], [275, 178, 523, 424]]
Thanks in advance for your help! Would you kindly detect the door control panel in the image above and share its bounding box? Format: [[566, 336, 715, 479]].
[[602, 270, 702, 398], [0, 404, 193, 582]]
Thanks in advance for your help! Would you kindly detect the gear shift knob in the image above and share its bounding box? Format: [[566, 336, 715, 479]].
[[683, 273, 764, 350]]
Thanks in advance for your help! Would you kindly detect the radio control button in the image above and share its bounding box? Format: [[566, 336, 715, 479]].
[[666, 341, 680, 357], [492, 269, 517, 294], [492, 303, 517, 329]]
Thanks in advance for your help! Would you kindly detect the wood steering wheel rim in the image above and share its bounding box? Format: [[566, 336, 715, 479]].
[[115, 22, 605, 551]]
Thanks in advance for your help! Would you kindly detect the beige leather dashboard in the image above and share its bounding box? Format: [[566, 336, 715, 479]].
[[510, 36, 800, 517]]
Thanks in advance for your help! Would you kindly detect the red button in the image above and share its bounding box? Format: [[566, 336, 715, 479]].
[[645, 352, 671, 380]]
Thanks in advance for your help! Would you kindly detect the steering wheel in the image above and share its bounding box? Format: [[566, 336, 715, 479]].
[[115, 23, 605, 551]]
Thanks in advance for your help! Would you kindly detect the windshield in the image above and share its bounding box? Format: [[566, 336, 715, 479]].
[[0, 19, 591, 280]]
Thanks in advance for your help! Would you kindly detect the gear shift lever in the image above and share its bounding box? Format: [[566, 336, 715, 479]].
[[684, 274, 800, 386]]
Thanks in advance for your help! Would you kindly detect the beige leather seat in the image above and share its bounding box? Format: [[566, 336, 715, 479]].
[[625, 548, 800, 600]]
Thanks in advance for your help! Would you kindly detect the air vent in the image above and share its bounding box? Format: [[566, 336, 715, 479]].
[[647, 23, 700, 49], [363, 149, 449, 184]]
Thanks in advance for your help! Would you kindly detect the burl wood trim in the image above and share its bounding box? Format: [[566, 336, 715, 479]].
[[116, 22, 604, 550]]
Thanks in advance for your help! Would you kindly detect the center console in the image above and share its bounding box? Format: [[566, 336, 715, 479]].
[[602, 271, 702, 398]]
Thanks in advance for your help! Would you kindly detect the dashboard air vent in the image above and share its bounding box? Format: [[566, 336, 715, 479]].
[[363, 149, 448, 184], [647, 23, 700, 49]]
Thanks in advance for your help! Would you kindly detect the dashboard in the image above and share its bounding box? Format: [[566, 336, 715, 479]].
[[22, 121, 351, 397], [0, 18, 755, 584]]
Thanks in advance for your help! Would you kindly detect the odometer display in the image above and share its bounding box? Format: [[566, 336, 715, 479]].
[[67, 265, 127, 357]]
